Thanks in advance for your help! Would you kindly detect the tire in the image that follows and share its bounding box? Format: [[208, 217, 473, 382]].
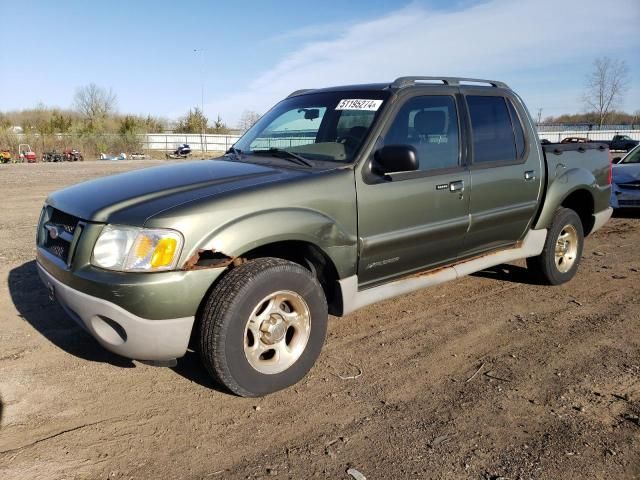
[[526, 207, 584, 285], [198, 257, 328, 397]]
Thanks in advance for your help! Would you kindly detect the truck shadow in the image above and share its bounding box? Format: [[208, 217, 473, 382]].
[[472, 263, 545, 285], [8, 261, 135, 368], [8, 261, 231, 393], [170, 350, 229, 392], [612, 209, 640, 219]]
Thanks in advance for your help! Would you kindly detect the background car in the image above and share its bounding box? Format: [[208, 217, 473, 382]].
[[560, 136, 590, 144], [610, 145, 640, 208]]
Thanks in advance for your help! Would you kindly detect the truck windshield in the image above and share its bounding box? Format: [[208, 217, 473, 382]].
[[233, 91, 390, 164]]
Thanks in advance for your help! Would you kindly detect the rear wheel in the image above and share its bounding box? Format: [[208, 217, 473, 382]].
[[198, 257, 328, 397], [527, 207, 584, 285]]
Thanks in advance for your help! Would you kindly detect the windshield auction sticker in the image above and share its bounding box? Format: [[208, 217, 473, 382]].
[[335, 99, 383, 111]]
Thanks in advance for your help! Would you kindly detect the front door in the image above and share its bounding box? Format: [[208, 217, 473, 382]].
[[356, 91, 470, 287]]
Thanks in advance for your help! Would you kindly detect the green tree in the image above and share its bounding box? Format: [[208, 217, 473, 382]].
[[175, 107, 208, 133], [210, 114, 228, 134], [142, 114, 166, 133], [50, 111, 73, 133], [118, 115, 141, 135], [0, 113, 10, 131]]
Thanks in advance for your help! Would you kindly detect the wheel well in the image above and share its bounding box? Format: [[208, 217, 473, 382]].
[[190, 240, 343, 349], [561, 189, 594, 235], [241, 241, 342, 315]]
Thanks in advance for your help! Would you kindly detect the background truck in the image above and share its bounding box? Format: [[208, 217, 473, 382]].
[[606, 134, 639, 151], [36, 76, 612, 397]]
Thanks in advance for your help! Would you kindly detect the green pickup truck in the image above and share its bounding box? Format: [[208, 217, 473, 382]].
[[37, 77, 612, 396]]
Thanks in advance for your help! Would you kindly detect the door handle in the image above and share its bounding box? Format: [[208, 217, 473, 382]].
[[449, 180, 464, 192], [524, 170, 536, 181]]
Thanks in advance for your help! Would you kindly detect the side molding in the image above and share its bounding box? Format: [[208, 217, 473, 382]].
[[338, 229, 547, 316]]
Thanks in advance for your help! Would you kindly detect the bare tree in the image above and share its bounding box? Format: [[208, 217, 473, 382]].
[[238, 110, 261, 132], [73, 83, 117, 124], [583, 57, 629, 127]]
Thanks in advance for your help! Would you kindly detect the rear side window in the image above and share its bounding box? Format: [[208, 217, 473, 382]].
[[383, 95, 460, 171], [507, 100, 526, 158], [467, 96, 517, 164]]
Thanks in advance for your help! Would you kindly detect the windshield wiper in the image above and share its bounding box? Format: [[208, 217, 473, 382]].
[[254, 148, 313, 167]]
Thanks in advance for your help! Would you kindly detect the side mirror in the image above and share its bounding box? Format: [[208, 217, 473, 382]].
[[612, 157, 621, 164], [374, 145, 419, 174]]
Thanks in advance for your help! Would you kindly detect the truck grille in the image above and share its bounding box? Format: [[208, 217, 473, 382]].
[[38, 206, 84, 265]]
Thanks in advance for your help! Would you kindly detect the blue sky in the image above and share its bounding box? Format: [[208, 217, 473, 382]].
[[1, 0, 639, 126]]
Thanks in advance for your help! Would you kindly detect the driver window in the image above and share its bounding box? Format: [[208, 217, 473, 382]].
[[383, 96, 460, 171]]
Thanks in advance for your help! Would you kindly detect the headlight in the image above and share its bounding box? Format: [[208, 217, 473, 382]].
[[92, 225, 184, 272]]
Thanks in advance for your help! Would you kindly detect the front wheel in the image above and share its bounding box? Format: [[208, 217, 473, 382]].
[[198, 257, 328, 397], [526, 207, 584, 285]]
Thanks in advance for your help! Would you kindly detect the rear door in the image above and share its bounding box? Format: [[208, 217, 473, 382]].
[[355, 88, 470, 286], [460, 91, 542, 257]]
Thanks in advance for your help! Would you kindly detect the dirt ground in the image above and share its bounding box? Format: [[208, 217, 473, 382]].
[[0, 160, 638, 480]]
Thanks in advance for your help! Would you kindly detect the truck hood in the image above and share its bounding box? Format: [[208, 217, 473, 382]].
[[46, 159, 305, 224]]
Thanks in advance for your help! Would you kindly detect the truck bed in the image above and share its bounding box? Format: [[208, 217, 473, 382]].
[[537, 141, 611, 233], [541, 142, 610, 187]]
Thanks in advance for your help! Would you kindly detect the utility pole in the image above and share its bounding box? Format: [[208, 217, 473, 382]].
[[537, 108, 543, 125], [193, 48, 207, 153]]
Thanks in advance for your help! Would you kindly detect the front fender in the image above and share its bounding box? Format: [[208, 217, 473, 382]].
[[187, 208, 358, 278], [534, 167, 600, 230]]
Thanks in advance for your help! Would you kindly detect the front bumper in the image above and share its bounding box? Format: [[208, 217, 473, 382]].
[[611, 184, 640, 209], [38, 262, 195, 361]]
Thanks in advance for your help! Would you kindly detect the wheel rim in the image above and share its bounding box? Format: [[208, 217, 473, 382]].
[[243, 290, 311, 375], [554, 224, 579, 273]]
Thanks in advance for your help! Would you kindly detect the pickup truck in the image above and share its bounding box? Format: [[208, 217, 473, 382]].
[[36, 76, 612, 397], [606, 134, 639, 151]]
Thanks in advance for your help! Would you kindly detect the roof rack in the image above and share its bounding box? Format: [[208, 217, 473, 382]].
[[390, 76, 509, 89], [287, 89, 313, 98]]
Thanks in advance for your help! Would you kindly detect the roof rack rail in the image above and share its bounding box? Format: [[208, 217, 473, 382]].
[[287, 89, 313, 98], [390, 76, 509, 89]]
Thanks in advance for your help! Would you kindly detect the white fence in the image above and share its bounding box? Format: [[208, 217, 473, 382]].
[[13, 130, 637, 154], [142, 133, 241, 152], [536, 129, 640, 144], [143, 130, 640, 153]]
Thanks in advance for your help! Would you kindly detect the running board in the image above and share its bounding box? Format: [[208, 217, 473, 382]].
[[338, 229, 547, 316]]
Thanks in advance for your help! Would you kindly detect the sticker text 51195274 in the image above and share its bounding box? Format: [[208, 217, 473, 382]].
[[335, 99, 383, 111]]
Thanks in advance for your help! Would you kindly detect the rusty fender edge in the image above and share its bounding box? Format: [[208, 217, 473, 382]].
[[183, 249, 247, 271], [337, 229, 547, 316]]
